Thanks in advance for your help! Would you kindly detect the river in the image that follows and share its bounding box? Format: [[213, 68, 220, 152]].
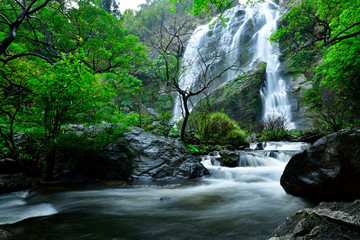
[[0, 142, 313, 240]]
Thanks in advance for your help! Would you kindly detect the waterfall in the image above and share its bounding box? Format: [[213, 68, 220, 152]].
[[172, 0, 295, 128], [252, 2, 296, 128]]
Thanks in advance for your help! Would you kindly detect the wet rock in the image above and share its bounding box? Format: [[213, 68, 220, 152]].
[[0, 229, 12, 240], [281, 129, 360, 201], [0, 159, 22, 174], [124, 127, 209, 179], [219, 150, 239, 167], [255, 142, 264, 150], [291, 134, 324, 144], [73, 127, 209, 180], [268, 200, 360, 240], [73, 145, 133, 181], [0, 174, 37, 194], [235, 9, 246, 17]]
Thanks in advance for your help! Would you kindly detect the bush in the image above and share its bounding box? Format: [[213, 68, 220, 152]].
[[198, 112, 248, 148], [258, 114, 290, 141]]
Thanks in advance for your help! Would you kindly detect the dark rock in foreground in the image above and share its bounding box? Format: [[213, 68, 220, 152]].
[[74, 127, 209, 180], [0, 229, 12, 240], [0, 174, 37, 194], [281, 129, 360, 201], [0, 159, 23, 175], [268, 200, 360, 240]]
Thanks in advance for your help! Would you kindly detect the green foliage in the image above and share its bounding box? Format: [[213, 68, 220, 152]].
[[170, 0, 232, 16], [270, 0, 360, 134], [103, 71, 143, 107], [270, 0, 360, 49], [314, 37, 360, 113], [0, 58, 35, 155], [185, 143, 221, 155], [259, 129, 288, 142], [198, 112, 248, 148], [257, 115, 290, 141], [28, 53, 103, 137], [0, 0, 151, 169], [185, 144, 207, 155], [152, 111, 175, 137], [285, 50, 318, 74], [122, 0, 192, 41], [55, 127, 124, 168]]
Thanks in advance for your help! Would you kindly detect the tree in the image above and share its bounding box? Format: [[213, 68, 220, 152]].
[[0, 0, 148, 67], [270, 0, 360, 130], [0, 59, 33, 156], [0, 0, 148, 158], [304, 86, 350, 133], [270, 0, 360, 52], [170, 0, 235, 16], [0, 0, 53, 63], [28, 53, 105, 179], [149, 12, 237, 142]]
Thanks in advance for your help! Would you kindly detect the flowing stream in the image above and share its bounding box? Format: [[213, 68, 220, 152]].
[[0, 142, 313, 240], [172, 0, 295, 127]]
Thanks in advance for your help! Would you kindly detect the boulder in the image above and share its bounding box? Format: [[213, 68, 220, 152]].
[[0, 174, 37, 194], [124, 127, 209, 179], [72, 145, 133, 181], [0, 159, 22, 174], [291, 134, 324, 144], [281, 129, 360, 201], [268, 200, 360, 240], [218, 150, 239, 167], [73, 127, 209, 180]]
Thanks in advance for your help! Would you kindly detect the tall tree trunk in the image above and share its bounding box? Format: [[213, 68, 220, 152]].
[[180, 96, 190, 142], [45, 145, 56, 180]]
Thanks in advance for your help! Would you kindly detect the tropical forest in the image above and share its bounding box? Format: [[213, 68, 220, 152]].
[[0, 0, 360, 239]]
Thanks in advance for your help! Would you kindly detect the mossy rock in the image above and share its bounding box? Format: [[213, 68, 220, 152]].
[[196, 61, 266, 127]]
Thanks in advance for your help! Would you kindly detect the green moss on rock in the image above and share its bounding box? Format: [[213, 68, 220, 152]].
[[197, 62, 266, 127]]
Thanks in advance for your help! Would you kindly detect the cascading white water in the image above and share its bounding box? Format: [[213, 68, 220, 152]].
[[172, 0, 295, 128], [252, 2, 296, 128]]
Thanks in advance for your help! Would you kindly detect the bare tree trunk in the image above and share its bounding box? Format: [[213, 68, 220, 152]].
[[180, 95, 190, 142], [45, 144, 56, 180]]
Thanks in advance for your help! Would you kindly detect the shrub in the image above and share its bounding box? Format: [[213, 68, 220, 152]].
[[258, 114, 290, 141], [198, 112, 248, 148]]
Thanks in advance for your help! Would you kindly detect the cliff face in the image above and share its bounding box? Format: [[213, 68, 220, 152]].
[[196, 61, 267, 127]]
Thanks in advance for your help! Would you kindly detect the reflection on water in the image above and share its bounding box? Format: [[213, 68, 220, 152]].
[[0, 142, 313, 240]]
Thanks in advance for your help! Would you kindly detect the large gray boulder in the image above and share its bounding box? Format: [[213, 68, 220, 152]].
[[268, 200, 360, 240], [124, 127, 209, 179], [281, 129, 360, 201], [74, 127, 209, 180]]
